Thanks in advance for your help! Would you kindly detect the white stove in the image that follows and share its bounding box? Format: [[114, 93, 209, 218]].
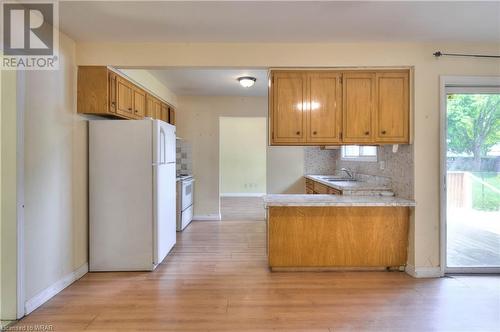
[[176, 175, 194, 231]]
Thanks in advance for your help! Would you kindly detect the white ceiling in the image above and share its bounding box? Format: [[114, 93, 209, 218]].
[[148, 69, 268, 96], [60, 1, 500, 43]]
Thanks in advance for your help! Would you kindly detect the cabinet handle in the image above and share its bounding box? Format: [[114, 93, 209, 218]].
[[365, 131, 369, 135], [128, 107, 132, 111], [313, 131, 317, 135], [111, 101, 116, 106], [381, 130, 387, 135], [296, 131, 300, 135]]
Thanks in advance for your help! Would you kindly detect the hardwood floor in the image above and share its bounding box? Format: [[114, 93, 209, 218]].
[[220, 196, 266, 221], [14, 220, 500, 331]]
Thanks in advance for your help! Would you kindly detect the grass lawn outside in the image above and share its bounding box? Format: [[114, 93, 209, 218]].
[[472, 172, 500, 211]]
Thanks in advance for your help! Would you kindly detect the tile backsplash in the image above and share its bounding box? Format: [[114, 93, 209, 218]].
[[176, 139, 193, 176], [303, 145, 414, 199], [304, 147, 337, 174], [334, 145, 414, 199]]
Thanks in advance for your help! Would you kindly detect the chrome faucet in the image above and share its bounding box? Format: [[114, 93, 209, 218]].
[[340, 167, 354, 179]]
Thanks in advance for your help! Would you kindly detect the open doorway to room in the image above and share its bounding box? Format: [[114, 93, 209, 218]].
[[442, 78, 500, 273], [219, 117, 267, 221]]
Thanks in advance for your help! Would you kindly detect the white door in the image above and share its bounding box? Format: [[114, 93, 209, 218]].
[[441, 80, 500, 274]]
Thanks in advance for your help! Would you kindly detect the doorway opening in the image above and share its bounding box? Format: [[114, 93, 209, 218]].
[[442, 78, 500, 273], [219, 116, 267, 221]]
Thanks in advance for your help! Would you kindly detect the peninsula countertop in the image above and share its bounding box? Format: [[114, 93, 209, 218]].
[[305, 175, 393, 194], [263, 194, 416, 207]]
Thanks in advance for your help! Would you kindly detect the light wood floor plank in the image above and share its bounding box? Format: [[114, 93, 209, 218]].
[[12, 220, 500, 331]]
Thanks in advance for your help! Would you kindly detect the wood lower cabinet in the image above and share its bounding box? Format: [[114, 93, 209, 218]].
[[269, 69, 410, 145], [78, 66, 176, 122], [305, 178, 342, 195], [268, 206, 410, 269]]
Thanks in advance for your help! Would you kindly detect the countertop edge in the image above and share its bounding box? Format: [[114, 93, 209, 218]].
[[263, 194, 416, 208], [304, 175, 393, 193]]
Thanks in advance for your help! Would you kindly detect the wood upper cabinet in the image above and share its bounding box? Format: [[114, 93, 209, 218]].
[[307, 72, 342, 144], [342, 72, 375, 143], [133, 87, 146, 118], [109, 72, 117, 114], [78, 66, 175, 122], [116, 76, 134, 118], [161, 103, 169, 123], [154, 100, 162, 120], [146, 94, 154, 118], [168, 108, 175, 125], [269, 69, 410, 145], [374, 71, 409, 143], [271, 71, 306, 144]]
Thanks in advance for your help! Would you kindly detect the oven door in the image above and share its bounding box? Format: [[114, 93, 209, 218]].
[[181, 179, 194, 211]]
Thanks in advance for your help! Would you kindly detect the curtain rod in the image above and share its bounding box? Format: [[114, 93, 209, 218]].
[[433, 51, 500, 59]]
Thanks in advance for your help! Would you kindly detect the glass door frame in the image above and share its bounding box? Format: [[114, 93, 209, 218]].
[[439, 75, 500, 275]]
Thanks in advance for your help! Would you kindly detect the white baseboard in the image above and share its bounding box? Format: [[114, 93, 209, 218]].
[[220, 193, 266, 197], [405, 264, 443, 278], [192, 214, 221, 221], [25, 262, 88, 315]]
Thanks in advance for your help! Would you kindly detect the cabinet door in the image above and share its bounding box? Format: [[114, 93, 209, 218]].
[[307, 72, 342, 143], [342, 72, 375, 143], [153, 100, 161, 119], [133, 88, 146, 118], [146, 94, 155, 118], [375, 72, 409, 143], [116, 77, 134, 118], [168, 107, 175, 125], [108, 72, 117, 114], [271, 72, 306, 144], [161, 104, 169, 123]]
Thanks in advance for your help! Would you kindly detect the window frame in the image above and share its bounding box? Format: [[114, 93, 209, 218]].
[[340, 145, 378, 162]]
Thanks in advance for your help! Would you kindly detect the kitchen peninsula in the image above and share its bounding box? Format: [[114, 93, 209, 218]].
[[263, 194, 416, 271]]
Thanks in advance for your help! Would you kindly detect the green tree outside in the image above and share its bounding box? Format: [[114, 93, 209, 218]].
[[447, 94, 500, 171]]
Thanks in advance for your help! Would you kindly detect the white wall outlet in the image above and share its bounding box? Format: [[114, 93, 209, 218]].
[[379, 161, 386, 170]]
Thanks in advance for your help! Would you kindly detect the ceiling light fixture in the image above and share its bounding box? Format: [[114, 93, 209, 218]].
[[237, 76, 257, 88]]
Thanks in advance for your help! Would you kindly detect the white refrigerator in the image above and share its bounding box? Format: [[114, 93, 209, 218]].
[[89, 119, 176, 271]]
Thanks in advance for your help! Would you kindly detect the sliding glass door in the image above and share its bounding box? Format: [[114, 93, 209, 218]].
[[445, 86, 500, 273]]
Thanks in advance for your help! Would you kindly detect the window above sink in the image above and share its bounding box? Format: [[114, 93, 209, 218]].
[[341, 145, 378, 162]]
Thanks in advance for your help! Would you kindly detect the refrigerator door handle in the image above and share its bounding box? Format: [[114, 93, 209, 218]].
[[160, 127, 166, 165]]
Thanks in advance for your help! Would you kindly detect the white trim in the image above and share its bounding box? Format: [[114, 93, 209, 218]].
[[24, 263, 88, 315], [192, 214, 221, 221], [445, 267, 500, 274], [220, 193, 266, 197], [16, 70, 26, 319], [405, 264, 443, 278], [439, 75, 500, 276]]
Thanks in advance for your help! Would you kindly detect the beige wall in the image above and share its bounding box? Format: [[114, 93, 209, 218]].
[[220, 117, 266, 195], [76, 41, 500, 271], [22, 33, 88, 303], [1, 66, 19, 320], [119, 69, 178, 107], [176, 96, 267, 217]]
